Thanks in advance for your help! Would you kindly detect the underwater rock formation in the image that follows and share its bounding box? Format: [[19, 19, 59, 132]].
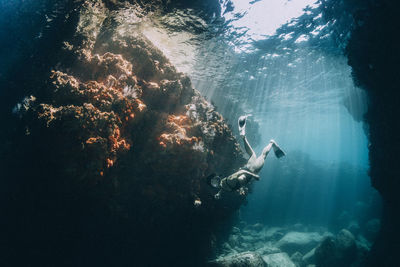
[[275, 231, 325, 255], [209, 251, 266, 267], [314, 229, 357, 267], [262, 253, 296, 267], [0, 1, 245, 266], [344, 0, 400, 265], [213, 222, 373, 267]]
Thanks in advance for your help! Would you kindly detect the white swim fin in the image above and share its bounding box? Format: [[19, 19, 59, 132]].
[[273, 142, 286, 158], [238, 115, 250, 137]]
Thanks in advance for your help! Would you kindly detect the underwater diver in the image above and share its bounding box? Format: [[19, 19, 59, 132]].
[[208, 115, 286, 199]]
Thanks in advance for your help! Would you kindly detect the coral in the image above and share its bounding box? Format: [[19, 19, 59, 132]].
[[1, 1, 245, 266]]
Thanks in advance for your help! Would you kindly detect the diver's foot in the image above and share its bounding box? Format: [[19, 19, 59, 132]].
[[214, 192, 221, 200], [238, 116, 247, 137], [271, 140, 286, 158]]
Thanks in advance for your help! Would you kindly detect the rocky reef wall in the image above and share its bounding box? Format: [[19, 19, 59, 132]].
[[0, 1, 244, 266], [344, 0, 400, 265]]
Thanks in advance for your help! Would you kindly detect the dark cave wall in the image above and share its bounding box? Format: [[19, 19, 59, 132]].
[[0, 1, 242, 266], [345, 0, 400, 265]]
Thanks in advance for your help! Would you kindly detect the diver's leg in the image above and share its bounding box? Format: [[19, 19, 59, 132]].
[[243, 136, 256, 158], [244, 141, 272, 174], [261, 141, 274, 160], [261, 140, 286, 159]]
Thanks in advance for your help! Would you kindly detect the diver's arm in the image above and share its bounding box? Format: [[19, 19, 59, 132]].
[[238, 169, 260, 180], [215, 189, 223, 199]]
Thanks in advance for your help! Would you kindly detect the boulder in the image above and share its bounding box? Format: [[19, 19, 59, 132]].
[[354, 236, 371, 266], [210, 252, 266, 267], [262, 253, 296, 267], [314, 237, 336, 265], [336, 229, 357, 252], [314, 229, 357, 267], [275, 232, 324, 254], [347, 220, 360, 236], [262, 227, 285, 241], [302, 248, 316, 266], [255, 243, 281, 255], [356, 234, 371, 251], [290, 251, 304, 267], [229, 234, 243, 248]]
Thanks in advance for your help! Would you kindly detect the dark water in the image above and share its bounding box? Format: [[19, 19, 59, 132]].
[[0, 0, 382, 266]]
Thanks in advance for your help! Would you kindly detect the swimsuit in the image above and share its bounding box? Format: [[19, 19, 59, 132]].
[[220, 168, 257, 191]]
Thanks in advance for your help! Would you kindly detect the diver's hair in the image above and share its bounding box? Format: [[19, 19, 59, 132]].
[[206, 173, 216, 186]]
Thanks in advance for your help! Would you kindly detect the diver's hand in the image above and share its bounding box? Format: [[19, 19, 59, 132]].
[[214, 192, 221, 200], [238, 187, 248, 196]]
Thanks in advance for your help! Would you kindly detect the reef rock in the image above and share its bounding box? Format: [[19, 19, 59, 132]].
[[0, 1, 244, 266], [290, 251, 304, 267], [345, 1, 400, 265], [314, 229, 357, 267], [209, 252, 266, 267], [302, 247, 316, 266], [275, 231, 325, 254], [262, 252, 296, 267], [260, 227, 285, 241]]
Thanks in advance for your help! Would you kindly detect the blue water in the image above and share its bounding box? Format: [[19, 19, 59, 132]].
[[141, 0, 380, 230]]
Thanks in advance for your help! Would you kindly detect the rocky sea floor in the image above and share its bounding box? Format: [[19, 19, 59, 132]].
[[210, 218, 380, 267]]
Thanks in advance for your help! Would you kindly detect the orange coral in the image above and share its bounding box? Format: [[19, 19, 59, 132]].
[[135, 99, 146, 112], [167, 115, 189, 125], [108, 127, 131, 153], [106, 158, 114, 168], [41, 55, 138, 177], [86, 137, 100, 144], [158, 115, 200, 148]]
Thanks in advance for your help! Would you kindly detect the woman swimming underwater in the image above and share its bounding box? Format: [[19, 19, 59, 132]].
[[209, 115, 285, 199]]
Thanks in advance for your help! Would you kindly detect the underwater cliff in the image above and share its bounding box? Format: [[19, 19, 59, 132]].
[[0, 1, 246, 266], [345, 1, 400, 265]]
